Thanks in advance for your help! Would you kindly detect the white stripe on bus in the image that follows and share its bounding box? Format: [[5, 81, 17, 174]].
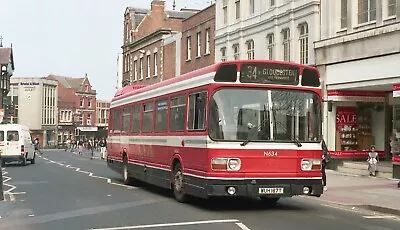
[[111, 72, 215, 108], [107, 135, 322, 150]]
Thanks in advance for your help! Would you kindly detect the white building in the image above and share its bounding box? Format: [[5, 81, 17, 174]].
[[315, 0, 400, 159], [7, 78, 58, 147], [215, 0, 320, 65], [116, 53, 123, 89]]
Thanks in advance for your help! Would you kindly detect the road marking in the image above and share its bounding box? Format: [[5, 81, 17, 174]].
[[7, 192, 26, 195], [362, 215, 397, 219], [28, 214, 35, 217], [236, 222, 251, 230], [89, 219, 240, 230]]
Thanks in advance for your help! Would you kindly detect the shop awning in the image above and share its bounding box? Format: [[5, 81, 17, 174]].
[[327, 90, 385, 102], [77, 127, 98, 132]]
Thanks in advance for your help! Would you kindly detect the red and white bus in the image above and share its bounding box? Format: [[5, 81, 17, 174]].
[[107, 60, 323, 203]]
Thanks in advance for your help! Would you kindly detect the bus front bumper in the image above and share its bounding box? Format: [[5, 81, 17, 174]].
[[204, 178, 323, 198]]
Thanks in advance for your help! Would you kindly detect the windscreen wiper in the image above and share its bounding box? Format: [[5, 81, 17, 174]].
[[294, 138, 302, 147]]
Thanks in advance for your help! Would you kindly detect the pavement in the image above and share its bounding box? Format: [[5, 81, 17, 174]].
[[0, 150, 399, 230]]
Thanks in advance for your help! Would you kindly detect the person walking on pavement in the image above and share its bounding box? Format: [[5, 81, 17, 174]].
[[367, 145, 379, 177], [77, 139, 83, 155], [321, 139, 330, 191], [99, 138, 107, 160]]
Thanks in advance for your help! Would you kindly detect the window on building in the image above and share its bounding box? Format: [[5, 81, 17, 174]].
[[249, 0, 255, 15], [113, 110, 121, 132], [87, 113, 91, 126], [388, 0, 396, 17], [195, 32, 201, 57], [170, 95, 186, 132], [233, 44, 240, 60], [187, 36, 191, 60], [246, 40, 255, 60], [223, 0, 228, 25], [146, 54, 151, 78], [88, 99, 91, 108], [155, 100, 168, 132], [358, 0, 376, 24], [271, 0, 275, 6], [132, 105, 140, 134], [134, 60, 138, 81], [341, 0, 348, 28], [188, 92, 207, 131], [282, 29, 290, 62], [299, 23, 309, 64], [139, 57, 143, 80], [235, 0, 241, 19], [122, 107, 131, 133], [221, 47, 227, 61], [266, 34, 274, 60], [205, 29, 210, 54], [142, 102, 153, 133], [153, 52, 158, 76], [80, 98, 83, 107]]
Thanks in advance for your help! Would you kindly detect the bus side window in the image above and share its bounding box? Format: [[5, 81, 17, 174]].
[[188, 92, 207, 131], [170, 95, 186, 132]]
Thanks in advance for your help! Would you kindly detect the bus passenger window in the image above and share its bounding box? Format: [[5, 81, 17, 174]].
[[170, 96, 186, 132], [142, 102, 154, 133], [132, 105, 141, 134], [113, 110, 121, 133], [188, 92, 207, 131], [155, 100, 168, 132], [122, 107, 131, 133]]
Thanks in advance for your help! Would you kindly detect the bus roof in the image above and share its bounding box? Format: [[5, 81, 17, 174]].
[[112, 60, 319, 105]]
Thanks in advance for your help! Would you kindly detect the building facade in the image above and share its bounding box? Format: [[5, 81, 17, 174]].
[[116, 53, 124, 89], [47, 74, 97, 142], [215, 0, 320, 65], [7, 78, 58, 147], [96, 100, 110, 137], [181, 4, 216, 74], [0, 43, 15, 119], [315, 0, 400, 159], [122, 0, 197, 86]]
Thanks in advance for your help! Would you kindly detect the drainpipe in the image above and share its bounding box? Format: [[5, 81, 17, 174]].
[[0, 156, 4, 201]]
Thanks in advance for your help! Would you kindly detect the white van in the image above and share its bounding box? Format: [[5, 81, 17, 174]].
[[0, 124, 36, 166]]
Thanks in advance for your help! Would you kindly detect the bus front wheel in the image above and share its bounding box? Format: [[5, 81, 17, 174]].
[[122, 156, 133, 185], [172, 163, 187, 203]]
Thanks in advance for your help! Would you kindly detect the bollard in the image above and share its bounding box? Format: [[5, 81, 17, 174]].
[[0, 157, 4, 201]]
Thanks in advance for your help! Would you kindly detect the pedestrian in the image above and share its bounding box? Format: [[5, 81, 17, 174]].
[[77, 139, 83, 155], [99, 138, 107, 160], [321, 139, 330, 191], [367, 145, 379, 176]]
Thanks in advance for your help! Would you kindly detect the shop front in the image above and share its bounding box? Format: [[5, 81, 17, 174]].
[[326, 90, 386, 159], [392, 84, 400, 179]]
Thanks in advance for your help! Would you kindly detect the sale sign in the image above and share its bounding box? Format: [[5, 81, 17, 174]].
[[336, 106, 357, 131]]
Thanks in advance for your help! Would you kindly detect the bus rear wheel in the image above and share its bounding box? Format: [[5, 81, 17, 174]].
[[172, 163, 187, 203]]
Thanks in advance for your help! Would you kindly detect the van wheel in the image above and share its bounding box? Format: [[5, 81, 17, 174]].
[[31, 153, 36, 164], [172, 163, 188, 203]]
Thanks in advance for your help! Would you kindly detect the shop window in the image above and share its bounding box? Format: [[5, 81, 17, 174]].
[[155, 100, 168, 132], [335, 103, 384, 153], [170, 95, 186, 132], [188, 92, 207, 131], [142, 102, 154, 133]]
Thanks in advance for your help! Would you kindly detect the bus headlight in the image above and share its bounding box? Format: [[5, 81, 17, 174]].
[[301, 159, 322, 171], [211, 158, 241, 171]]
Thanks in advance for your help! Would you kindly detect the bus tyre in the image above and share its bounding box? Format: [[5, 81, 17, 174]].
[[172, 163, 187, 203], [122, 157, 132, 185]]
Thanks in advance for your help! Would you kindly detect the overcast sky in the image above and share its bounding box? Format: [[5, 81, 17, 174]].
[[0, 0, 210, 100]]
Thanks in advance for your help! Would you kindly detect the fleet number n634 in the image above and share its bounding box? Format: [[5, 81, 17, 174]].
[[264, 151, 278, 157]]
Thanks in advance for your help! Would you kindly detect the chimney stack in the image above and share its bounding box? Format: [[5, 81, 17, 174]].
[[151, 0, 165, 11]]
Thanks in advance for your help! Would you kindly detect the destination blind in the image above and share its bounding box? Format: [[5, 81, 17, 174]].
[[240, 63, 299, 85]]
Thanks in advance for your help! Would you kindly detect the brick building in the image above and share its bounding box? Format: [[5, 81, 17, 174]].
[[47, 74, 97, 142], [122, 0, 197, 86], [181, 4, 215, 74], [0, 40, 15, 118], [96, 100, 110, 137]]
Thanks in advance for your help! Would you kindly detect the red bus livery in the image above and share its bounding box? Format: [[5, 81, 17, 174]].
[[108, 60, 323, 203]]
